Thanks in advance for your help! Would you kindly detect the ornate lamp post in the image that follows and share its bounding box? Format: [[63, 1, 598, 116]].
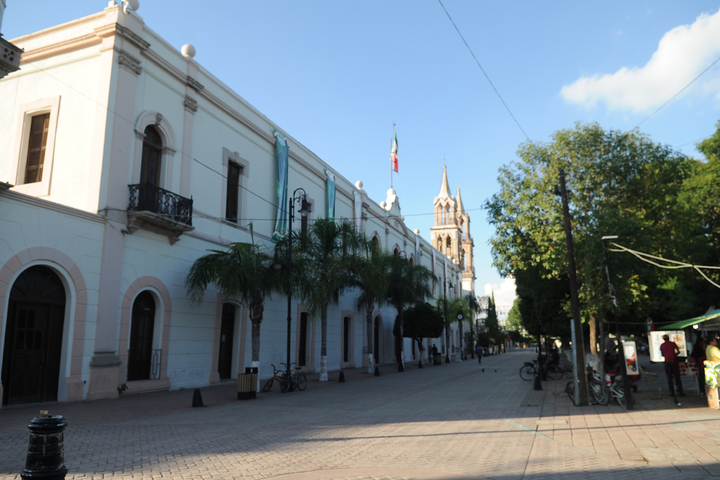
[[273, 187, 310, 392]]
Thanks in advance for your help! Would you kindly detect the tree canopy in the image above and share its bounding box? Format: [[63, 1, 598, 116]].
[[486, 122, 711, 348]]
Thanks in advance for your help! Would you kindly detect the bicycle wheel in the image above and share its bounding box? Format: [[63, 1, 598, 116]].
[[280, 375, 290, 393], [565, 381, 575, 402], [519, 365, 536, 381], [588, 380, 605, 405], [296, 373, 307, 391], [546, 365, 563, 381], [262, 378, 274, 393], [614, 385, 626, 407]]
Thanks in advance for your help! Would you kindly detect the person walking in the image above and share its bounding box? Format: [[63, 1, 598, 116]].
[[476, 344, 483, 364], [660, 334, 685, 397]]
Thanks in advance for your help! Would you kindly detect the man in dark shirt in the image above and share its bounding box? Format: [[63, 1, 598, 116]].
[[660, 334, 685, 397]]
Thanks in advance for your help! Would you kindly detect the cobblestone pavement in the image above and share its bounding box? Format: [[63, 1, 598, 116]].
[[1, 351, 720, 479]]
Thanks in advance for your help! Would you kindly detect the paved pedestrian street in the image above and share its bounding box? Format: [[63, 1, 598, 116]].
[[2, 351, 720, 480]]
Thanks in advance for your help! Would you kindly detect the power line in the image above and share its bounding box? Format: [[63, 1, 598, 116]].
[[437, 0, 530, 142]]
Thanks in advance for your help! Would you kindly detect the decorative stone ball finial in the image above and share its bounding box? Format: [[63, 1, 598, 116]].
[[181, 44, 196, 59], [121, 0, 139, 13], [355, 180, 363, 190]]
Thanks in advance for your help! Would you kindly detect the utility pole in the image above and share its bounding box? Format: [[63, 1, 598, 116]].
[[557, 168, 589, 405]]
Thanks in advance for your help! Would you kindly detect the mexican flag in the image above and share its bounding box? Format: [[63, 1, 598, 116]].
[[391, 130, 398, 173]]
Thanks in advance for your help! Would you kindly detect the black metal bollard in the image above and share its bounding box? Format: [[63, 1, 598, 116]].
[[338, 371, 345, 383], [374, 366, 380, 376], [22, 411, 67, 480]]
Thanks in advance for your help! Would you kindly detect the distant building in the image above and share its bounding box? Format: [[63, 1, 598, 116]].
[[431, 165, 476, 293], [0, 1, 463, 406]]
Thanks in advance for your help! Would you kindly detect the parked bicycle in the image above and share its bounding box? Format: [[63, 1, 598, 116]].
[[565, 368, 611, 405], [519, 360, 541, 381], [263, 364, 290, 393], [283, 362, 307, 392], [545, 362, 573, 380]]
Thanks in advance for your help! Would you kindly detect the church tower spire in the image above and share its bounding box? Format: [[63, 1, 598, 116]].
[[431, 163, 474, 293]]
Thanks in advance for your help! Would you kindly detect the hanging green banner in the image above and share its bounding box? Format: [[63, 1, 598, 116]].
[[325, 169, 336, 221], [273, 130, 289, 241]]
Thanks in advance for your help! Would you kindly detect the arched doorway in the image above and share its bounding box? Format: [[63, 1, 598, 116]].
[[2, 266, 66, 405], [127, 291, 156, 381], [373, 316, 381, 364]]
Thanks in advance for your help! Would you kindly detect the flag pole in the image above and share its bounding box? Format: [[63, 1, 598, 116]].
[[390, 123, 395, 189]]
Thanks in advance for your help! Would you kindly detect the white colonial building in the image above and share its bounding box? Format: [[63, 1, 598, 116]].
[[0, 1, 471, 406]]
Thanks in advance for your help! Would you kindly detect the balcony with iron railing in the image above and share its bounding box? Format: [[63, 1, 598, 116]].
[[127, 183, 194, 244]]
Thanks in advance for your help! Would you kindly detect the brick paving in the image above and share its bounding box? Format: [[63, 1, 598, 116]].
[[1, 351, 720, 479]]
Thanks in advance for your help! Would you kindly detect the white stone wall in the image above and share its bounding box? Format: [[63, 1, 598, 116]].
[[0, 4, 461, 401]]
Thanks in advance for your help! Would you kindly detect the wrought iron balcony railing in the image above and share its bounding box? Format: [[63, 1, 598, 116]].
[[128, 183, 193, 226]]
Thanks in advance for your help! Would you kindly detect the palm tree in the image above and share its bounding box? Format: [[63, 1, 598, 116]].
[[352, 237, 391, 373], [436, 295, 469, 361], [294, 218, 363, 381], [185, 238, 280, 370], [465, 294, 483, 358], [387, 254, 434, 370]]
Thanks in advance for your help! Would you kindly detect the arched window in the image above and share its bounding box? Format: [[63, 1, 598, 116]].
[[141, 125, 162, 186]]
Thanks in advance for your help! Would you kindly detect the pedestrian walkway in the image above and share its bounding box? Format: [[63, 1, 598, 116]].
[[1, 351, 719, 479]]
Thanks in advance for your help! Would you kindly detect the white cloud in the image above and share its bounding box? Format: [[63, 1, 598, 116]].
[[561, 7, 720, 112], [484, 277, 517, 319]]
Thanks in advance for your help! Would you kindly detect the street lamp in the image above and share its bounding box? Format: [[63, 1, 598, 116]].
[[457, 312, 464, 360], [273, 187, 310, 392], [602, 235, 634, 410], [443, 276, 453, 363]]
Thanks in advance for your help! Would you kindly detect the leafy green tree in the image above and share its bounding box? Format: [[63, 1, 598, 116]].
[[295, 218, 363, 381], [485, 293, 503, 347], [403, 302, 444, 365], [387, 254, 435, 369], [435, 295, 470, 357], [486, 122, 699, 353], [465, 294, 483, 354], [185, 237, 281, 368], [352, 237, 391, 373], [507, 297, 522, 331]]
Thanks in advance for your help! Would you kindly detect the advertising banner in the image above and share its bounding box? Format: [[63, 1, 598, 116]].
[[326, 169, 336, 220], [272, 130, 289, 242], [649, 330, 687, 363], [623, 341, 638, 375]]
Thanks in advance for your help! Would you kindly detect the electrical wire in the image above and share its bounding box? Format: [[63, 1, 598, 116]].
[[437, 0, 530, 142], [609, 242, 720, 290]]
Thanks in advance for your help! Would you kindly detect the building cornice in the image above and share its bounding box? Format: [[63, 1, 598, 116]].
[[0, 190, 107, 224]]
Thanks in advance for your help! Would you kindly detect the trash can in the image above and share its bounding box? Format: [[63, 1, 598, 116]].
[[433, 353, 442, 365], [237, 367, 258, 400]]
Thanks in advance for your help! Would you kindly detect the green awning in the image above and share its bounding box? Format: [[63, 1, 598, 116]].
[[662, 309, 720, 330]]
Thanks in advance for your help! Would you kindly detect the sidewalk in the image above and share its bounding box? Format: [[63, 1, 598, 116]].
[[1, 351, 719, 479]]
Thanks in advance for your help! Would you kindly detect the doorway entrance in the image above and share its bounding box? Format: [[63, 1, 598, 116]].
[[218, 304, 235, 379], [2, 266, 66, 405], [127, 291, 155, 381], [298, 312, 309, 367]]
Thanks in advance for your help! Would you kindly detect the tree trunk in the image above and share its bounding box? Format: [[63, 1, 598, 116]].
[[320, 304, 328, 381], [366, 303, 374, 374], [589, 313, 597, 355]]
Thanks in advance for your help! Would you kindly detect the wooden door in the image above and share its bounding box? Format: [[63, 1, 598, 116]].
[[218, 304, 235, 379], [127, 292, 155, 381]]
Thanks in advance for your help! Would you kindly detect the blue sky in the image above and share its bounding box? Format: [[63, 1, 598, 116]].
[[4, 1, 720, 315]]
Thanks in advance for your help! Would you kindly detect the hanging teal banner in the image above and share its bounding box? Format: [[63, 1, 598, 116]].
[[273, 130, 289, 241], [325, 169, 336, 221]]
